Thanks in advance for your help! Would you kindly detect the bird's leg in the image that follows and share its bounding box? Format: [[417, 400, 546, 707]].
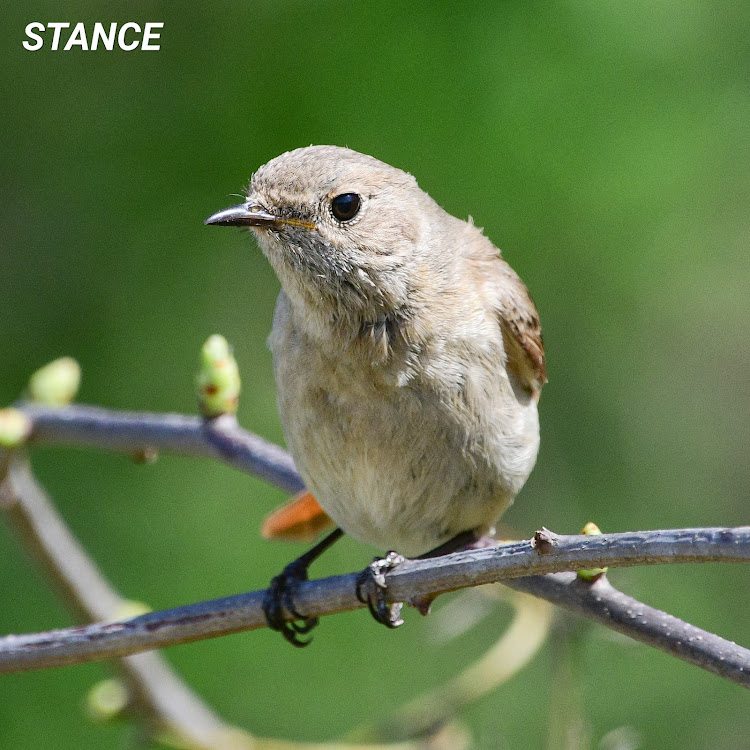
[[356, 530, 498, 626], [263, 527, 344, 647]]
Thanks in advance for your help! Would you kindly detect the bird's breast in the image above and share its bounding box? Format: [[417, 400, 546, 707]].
[[268, 293, 539, 555]]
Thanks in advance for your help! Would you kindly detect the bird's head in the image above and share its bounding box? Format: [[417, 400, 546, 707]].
[[205, 146, 433, 326]]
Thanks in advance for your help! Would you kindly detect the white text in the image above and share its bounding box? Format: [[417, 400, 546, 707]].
[[23, 22, 163, 51]]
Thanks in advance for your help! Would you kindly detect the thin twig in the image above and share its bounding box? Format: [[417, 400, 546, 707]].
[[8, 402, 750, 689], [507, 573, 750, 686], [352, 589, 554, 742], [0, 452, 248, 748], [1, 526, 749, 682], [20, 403, 304, 493], [2, 452, 461, 749]]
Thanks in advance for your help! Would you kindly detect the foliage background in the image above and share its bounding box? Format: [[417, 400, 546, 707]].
[[2, 1, 749, 747]]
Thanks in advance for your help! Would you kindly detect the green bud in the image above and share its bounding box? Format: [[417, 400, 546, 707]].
[[196, 335, 241, 417], [0, 408, 32, 448], [29, 357, 81, 406], [85, 678, 129, 723], [577, 521, 607, 581], [581, 522, 602, 536], [112, 600, 152, 620]]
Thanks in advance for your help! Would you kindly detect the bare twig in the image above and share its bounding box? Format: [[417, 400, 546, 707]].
[[506, 572, 750, 686], [1, 525, 749, 682], [0, 451, 248, 748], [20, 403, 304, 493], [2, 451, 463, 750], [7, 401, 750, 690], [352, 589, 554, 742]]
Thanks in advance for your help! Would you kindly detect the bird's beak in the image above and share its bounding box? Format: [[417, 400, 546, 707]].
[[204, 202, 279, 228]]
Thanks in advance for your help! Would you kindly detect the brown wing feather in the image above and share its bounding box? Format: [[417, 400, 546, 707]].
[[496, 262, 547, 395]]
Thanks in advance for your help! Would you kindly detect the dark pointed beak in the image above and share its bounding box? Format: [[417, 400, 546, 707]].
[[204, 202, 278, 227]]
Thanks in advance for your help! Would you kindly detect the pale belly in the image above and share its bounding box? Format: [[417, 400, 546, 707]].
[[270, 313, 540, 556]]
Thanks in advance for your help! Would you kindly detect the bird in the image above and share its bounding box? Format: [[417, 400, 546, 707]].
[[205, 145, 546, 645]]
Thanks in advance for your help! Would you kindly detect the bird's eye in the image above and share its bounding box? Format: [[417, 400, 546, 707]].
[[331, 193, 361, 222]]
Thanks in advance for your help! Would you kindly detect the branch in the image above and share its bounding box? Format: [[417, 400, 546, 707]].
[[8, 400, 750, 689], [2, 449, 463, 749], [506, 573, 748, 685], [19, 402, 304, 494], [0, 451, 248, 748], [353, 589, 554, 742], [2, 526, 749, 685]]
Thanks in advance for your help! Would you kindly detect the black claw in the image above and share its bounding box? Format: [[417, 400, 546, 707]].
[[263, 563, 319, 648], [263, 529, 488, 645], [356, 551, 406, 629], [262, 528, 346, 648], [289, 615, 318, 635]]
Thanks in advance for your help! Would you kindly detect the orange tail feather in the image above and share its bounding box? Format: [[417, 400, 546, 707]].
[[261, 491, 335, 542]]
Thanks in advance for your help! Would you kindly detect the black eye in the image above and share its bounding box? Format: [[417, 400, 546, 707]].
[[331, 193, 361, 222]]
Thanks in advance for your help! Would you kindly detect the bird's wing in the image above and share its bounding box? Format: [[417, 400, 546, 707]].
[[496, 261, 547, 396]]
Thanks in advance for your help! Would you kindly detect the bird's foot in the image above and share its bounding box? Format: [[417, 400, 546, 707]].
[[263, 559, 318, 648], [356, 551, 406, 628]]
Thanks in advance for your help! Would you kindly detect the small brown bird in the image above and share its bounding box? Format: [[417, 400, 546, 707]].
[[206, 146, 545, 645]]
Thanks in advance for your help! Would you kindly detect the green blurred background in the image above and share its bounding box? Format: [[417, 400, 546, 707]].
[[2, 1, 749, 747]]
